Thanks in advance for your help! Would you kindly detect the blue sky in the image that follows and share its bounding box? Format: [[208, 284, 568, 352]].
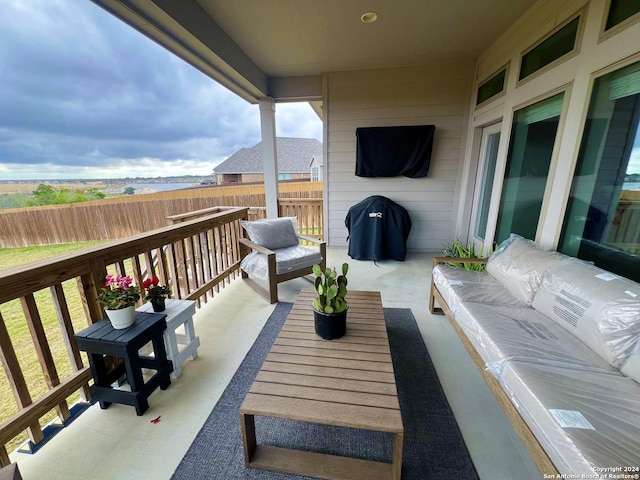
[[0, 0, 322, 180]]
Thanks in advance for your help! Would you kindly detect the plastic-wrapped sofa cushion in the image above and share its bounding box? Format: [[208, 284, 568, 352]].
[[498, 361, 640, 475], [241, 217, 299, 250], [486, 234, 565, 305], [621, 340, 640, 383], [451, 301, 617, 377], [240, 246, 323, 280], [432, 264, 524, 311], [532, 258, 640, 369]]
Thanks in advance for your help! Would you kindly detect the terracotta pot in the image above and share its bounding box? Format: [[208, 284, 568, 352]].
[[313, 307, 347, 340], [105, 305, 136, 329]]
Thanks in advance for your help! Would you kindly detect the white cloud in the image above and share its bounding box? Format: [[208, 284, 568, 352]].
[[629, 148, 640, 175], [276, 103, 322, 141]]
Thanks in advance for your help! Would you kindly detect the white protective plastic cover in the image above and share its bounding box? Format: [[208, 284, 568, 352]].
[[451, 301, 616, 377], [241, 217, 299, 250], [486, 234, 565, 305], [532, 258, 640, 369], [432, 264, 524, 311], [621, 340, 640, 384], [240, 245, 323, 280], [498, 361, 640, 475]]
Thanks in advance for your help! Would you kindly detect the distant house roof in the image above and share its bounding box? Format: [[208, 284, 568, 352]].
[[213, 137, 322, 174]]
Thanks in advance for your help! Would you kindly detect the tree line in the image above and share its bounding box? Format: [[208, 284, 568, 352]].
[[0, 184, 106, 209]]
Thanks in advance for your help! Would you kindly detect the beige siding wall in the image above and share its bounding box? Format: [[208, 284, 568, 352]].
[[461, 0, 640, 249], [325, 64, 474, 250]]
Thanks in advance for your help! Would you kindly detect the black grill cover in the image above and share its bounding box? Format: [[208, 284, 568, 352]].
[[345, 196, 412, 261]]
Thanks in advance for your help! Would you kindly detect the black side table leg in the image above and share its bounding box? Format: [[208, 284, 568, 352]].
[[88, 353, 112, 410], [134, 399, 149, 417], [152, 333, 172, 390], [123, 346, 148, 416]]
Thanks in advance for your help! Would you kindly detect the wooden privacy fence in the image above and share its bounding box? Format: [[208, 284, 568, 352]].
[[0, 207, 248, 465], [0, 181, 323, 247]]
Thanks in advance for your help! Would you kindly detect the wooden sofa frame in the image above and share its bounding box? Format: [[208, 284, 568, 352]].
[[239, 234, 326, 304], [429, 256, 560, 477], [0, 463, 21, 480]]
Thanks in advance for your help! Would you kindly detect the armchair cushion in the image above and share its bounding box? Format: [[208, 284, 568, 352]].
[[241, 217, 299, 250], [241, 246, 323, 280]]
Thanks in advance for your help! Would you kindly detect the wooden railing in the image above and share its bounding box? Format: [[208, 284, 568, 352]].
[[609, 190, 640, 254], [174, 199, 324, 237], [279, 199, 323, 235], [0, 207, 249, 465]]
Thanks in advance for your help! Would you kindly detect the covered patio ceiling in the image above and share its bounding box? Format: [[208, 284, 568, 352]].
[[90, 0, 538, 108]]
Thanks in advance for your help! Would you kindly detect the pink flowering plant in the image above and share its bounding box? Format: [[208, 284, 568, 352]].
[[142, 276, 171, 300], [98, 274, 141, 310]]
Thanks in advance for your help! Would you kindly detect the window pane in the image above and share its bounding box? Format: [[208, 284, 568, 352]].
[[558, 61, 640, 282], [519, 17, 579, 80], [475, 132, 500, 239], [477, 69, 506, 105], [606, 0, 640, 30], [495, 93, 564, 243]]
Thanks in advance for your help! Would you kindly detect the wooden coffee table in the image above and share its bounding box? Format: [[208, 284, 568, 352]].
[[240, 289, 404, 480]]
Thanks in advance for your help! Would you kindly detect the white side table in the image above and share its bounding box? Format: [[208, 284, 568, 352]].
[[137, 299, 199, 379]]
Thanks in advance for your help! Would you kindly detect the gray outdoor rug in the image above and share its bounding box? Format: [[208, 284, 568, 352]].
[[171, 303, 479, 480]]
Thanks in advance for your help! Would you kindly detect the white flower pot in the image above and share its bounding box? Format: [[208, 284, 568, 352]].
[[105, 305, 136, 329]]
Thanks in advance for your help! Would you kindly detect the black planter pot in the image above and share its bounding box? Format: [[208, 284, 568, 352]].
[[150, 296, 166, 312], [313, 307, 347, 340]]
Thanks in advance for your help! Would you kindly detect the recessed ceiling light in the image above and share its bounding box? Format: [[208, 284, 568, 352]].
[[360, 12, 378, 24]]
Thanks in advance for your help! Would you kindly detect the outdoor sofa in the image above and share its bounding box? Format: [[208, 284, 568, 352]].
[[429, 234, 640, 477]]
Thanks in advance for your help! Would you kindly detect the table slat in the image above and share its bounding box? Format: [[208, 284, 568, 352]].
[[242, 393, 402, 433]]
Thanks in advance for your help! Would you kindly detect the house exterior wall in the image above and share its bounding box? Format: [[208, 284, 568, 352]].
[[459, 0, 640, 251], [324, 63, 475, 250], [242, 173, 264, 183], [219, 173, 310, 184], [218, 173, 242, 184]]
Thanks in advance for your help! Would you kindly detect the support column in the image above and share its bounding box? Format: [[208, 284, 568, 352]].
[[259, 98, 279, 218]]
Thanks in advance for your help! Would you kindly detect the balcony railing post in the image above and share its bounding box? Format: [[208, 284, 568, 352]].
[[80, 258, 108, 325], [21, 294, 71, 423], [50, 284, 90, 401]]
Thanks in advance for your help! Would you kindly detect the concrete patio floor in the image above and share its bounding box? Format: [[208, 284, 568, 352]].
[[10, 248, 541, 480]]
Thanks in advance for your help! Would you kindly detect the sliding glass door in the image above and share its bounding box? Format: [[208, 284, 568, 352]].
[[469, 123, 501, 247], [495, 93, 565, 243]]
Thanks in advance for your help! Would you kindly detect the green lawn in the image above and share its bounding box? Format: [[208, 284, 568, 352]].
[[0, 241, 106, 270]]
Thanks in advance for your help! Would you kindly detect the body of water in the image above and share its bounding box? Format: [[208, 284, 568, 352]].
[[124, 183, 198, 192], [624, 182, 640, 190]]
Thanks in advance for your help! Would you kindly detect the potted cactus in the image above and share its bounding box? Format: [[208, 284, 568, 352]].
[[312, 262, 349, 340]]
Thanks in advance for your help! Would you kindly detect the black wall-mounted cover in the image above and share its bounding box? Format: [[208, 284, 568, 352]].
[[355, 125, 435, 178]]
